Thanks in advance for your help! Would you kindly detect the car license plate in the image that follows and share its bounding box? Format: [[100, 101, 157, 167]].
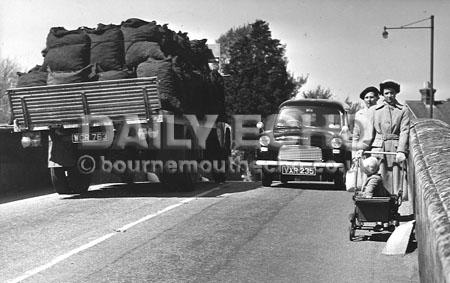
[[281, 165, 316, 176], [72, 132, 108, 143]]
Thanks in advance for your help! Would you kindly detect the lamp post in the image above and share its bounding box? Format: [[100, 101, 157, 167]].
[[383, 15, 434, 118]]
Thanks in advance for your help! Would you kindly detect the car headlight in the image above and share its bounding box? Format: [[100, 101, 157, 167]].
[[259, 135, 270, 147], [331, 137, 343, 148]]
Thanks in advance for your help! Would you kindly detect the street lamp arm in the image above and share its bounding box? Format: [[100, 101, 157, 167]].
[[385, 26, 431, 30], [400, 16, 433, 28]]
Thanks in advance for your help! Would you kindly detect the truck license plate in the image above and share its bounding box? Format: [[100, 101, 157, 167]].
[[281, 165, 316, 176], [72, 132, 108, 143]]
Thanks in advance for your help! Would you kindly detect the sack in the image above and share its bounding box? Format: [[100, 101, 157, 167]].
[[86, 24, 125, 71], [44, 27, 91, 71], [345, 161, 360, 192], [121, 18, 162, 51], [17, 65, 48, 87], [47, 65, 93, 85], [97, 69, 132, 81], [125, 41, 165, 68], [137, 58, 181, 112]]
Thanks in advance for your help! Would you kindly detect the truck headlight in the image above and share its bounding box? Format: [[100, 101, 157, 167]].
[[259, 135, 270, 147], [331, 137, 343, 148]]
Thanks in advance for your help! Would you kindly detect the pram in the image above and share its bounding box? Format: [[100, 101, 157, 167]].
[[349, 151, 404, 241]]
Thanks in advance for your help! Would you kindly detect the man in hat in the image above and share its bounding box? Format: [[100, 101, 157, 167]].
[[359, 80, 410, 195]]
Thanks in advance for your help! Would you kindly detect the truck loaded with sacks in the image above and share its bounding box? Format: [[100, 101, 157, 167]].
[[7, 18, 232, 194]]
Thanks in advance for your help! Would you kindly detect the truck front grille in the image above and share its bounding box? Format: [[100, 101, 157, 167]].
[[278, 145, 322, 161]]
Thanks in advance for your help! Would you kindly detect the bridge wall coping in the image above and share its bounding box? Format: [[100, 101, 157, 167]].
[[410, 118, 450, 282]]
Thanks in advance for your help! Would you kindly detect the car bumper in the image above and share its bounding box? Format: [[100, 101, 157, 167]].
[[255, 160, 344, 168]]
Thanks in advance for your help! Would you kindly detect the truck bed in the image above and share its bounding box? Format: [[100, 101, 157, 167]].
[[8, 77, 161, 131]]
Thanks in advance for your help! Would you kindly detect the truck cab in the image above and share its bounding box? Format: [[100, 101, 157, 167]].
[[256, 99, 351, 188]]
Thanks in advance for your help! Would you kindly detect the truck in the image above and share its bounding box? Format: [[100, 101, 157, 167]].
[[7, 76, 232, 194]]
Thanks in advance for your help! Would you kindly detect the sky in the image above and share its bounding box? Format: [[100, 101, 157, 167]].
[[1, 0, 450, 104]]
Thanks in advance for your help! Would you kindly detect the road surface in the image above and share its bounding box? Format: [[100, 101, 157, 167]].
[[0, 181, 418, 282]]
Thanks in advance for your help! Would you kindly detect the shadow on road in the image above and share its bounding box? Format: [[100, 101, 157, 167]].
[[0, 185, 54, 204], [270, 181, 342, 191], [399, 214, 415, 222], [62, 181, 261, 200], [352, 229, 418, 254]]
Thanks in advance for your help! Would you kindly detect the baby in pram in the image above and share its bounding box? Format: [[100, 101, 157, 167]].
[[356, 156, 390, 198]]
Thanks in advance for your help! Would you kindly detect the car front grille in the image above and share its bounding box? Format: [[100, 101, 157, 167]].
[[278, 145, 323, 161]]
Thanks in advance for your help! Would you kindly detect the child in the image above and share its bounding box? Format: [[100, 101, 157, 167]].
[[357, 156, 390, 198]]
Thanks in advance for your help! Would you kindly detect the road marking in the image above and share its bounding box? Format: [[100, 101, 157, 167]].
[[7, 186, 222, 283]]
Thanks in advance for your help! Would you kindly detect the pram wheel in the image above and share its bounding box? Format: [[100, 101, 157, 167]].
[[349, 213, 356, 241]]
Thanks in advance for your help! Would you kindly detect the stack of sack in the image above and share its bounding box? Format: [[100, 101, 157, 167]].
[[28, 18, 224, 116], [43, 27, 93, 85]]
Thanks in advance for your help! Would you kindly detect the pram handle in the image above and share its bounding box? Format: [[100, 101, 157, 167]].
[[362, 151, 398, 155]]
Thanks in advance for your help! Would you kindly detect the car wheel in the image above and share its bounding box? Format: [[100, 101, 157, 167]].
[[280, 175, 289, 186], [334, 170, 345, 190], [262, 171, 273, 187]]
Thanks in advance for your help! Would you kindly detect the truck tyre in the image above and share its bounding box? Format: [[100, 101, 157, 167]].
[[120, 170, 134, 185], [179, 172, 196, 192], [50, 167, 91, 194], [161, 172, 196, 192]]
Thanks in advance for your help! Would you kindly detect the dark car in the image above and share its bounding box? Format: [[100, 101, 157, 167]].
[[255, 99, 351, 188]]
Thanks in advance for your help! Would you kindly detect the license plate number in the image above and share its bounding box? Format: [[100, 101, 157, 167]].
[[72, 132, 108, 143], [281, 165, 316, 176]]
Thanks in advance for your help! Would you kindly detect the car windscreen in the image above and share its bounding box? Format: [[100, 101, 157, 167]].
[[275, 106, 343, 129]]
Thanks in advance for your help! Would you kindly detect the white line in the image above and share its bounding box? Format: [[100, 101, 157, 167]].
[[8, 233, 116, 283], [115, 186, 221, 232], [7, 186, 221, 283]]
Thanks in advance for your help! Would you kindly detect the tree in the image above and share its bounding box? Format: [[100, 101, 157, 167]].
[[301, 85, 333, 99], [0, 58, 21, 123], [218, 20, 304, 117]]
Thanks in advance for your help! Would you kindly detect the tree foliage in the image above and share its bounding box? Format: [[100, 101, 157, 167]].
[[0, 58, 20, 124], [217, 20, 304, 117], [301, 85, 333, 99]]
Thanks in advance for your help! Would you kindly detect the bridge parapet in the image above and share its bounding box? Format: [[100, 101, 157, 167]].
[[410, 118, 450, 282]]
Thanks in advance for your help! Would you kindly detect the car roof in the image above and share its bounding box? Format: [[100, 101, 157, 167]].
[[279, 99, 346, 112]]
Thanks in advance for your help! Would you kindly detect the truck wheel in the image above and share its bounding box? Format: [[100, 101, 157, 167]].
[[161, 172, 196, 192], [179, 172, 196, 192], [50, 167, 91, 194], [212, 171, 226, 183], [120, 170, 134, 185], [261, 171, 273, 187]]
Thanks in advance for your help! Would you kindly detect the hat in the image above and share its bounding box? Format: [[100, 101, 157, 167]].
[[359, 86, 380, 99], [362, 157, 380, 175], [380, 80, 400, 93]]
